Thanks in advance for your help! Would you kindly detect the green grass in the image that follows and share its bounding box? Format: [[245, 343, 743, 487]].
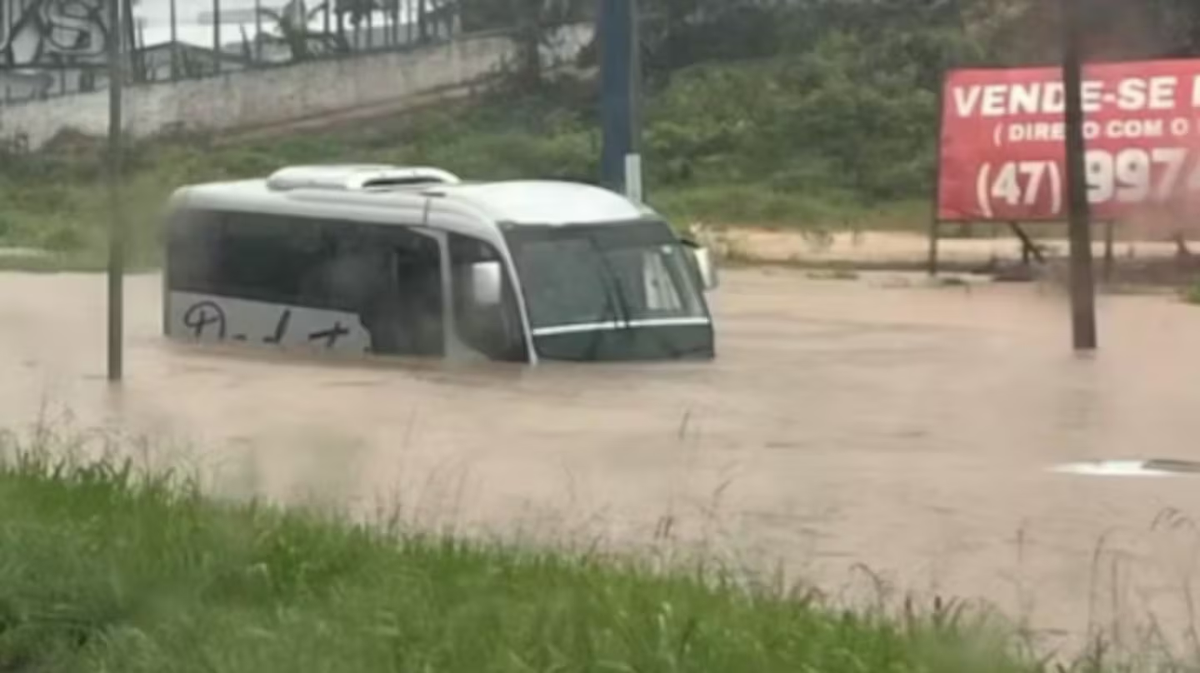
[[0, 426, 1046, 673]]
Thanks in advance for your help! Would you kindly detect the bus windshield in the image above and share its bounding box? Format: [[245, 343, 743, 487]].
[[503, 219, 713, 361]]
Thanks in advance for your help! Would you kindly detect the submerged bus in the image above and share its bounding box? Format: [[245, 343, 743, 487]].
[[162, 164, 719, 365]]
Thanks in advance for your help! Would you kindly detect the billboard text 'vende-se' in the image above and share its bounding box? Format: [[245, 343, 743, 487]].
[[938, 59, 1200, 222]]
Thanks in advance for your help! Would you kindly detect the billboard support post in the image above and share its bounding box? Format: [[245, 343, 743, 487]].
[[928, 73, 947, 277], [1009, 222, 1045, 265], [1061, 0, 1098, 351]]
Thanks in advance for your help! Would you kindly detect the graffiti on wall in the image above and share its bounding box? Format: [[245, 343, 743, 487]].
[[0, 0, 114, 69]]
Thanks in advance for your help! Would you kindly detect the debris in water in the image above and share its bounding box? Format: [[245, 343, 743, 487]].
[[1050, 459, 1200, 478], [806, 269, 860, 281]]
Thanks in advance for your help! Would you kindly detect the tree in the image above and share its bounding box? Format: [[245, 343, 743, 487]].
[[973, 0, 1200, 64], [454, 0, 589, 89], [636, 0, 782, 87]]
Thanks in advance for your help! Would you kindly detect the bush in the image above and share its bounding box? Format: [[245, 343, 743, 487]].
[[416, 130, 597, 183]]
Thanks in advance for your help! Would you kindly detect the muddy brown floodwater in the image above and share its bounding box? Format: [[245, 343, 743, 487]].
[[4, 267, 1200, 660]]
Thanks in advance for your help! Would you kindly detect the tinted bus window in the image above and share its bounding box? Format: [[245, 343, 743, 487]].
[[166, 209, 221, 294], [168, 209, 327, 305], [217, 212, 328, 305], [170, 209, 354, 308], [167, 207, 447, 357]]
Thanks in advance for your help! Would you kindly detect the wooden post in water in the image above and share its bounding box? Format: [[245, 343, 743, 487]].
[[107, 0, 126, 383], [1061, 0, 1098, 351], [927, 220, 940, 276]]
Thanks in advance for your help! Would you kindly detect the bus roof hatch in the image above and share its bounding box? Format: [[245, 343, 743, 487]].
[[266, 165, 462, 192]]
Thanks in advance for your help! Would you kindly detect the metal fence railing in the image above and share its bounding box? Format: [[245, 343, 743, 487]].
[[0, 0, 489, 105]]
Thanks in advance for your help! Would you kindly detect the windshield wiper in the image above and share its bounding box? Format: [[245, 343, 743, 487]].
[[588, 234, 633, 331], [580, 235, 627, 360], [588, 236, 693, 361]]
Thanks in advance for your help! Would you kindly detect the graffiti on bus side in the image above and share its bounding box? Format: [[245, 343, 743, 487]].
[[173, 293, 369, 353]]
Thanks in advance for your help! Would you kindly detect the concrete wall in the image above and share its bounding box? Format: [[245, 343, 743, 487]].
[[0, 26, 592, 151]]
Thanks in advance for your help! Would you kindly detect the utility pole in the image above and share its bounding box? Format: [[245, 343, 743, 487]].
[[107, 0, 126, 382], [1061, 0, 1098, 351], [599, 0, 641, 199]]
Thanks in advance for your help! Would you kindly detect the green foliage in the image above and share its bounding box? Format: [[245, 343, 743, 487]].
[[642, 32, 942, 202], [0, 430, 1045, 672]]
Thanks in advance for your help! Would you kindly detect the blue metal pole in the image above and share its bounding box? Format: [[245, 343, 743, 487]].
[[599, 0, 636, 192]]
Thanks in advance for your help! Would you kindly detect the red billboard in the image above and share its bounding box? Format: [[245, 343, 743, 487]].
[[937, 59, 1200, 222]]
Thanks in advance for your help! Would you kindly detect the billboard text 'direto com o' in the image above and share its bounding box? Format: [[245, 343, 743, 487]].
[[938, 59, 1200, 223]]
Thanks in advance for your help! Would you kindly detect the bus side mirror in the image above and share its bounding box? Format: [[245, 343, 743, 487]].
[[689, 245, 719, 292], [471, 261, 503, 307]]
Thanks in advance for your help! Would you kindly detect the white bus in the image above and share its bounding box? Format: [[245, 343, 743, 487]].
[[162, 164, 719, 365]]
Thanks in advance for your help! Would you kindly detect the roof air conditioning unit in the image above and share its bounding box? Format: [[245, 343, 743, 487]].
[[267, 165, 461, 192]]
